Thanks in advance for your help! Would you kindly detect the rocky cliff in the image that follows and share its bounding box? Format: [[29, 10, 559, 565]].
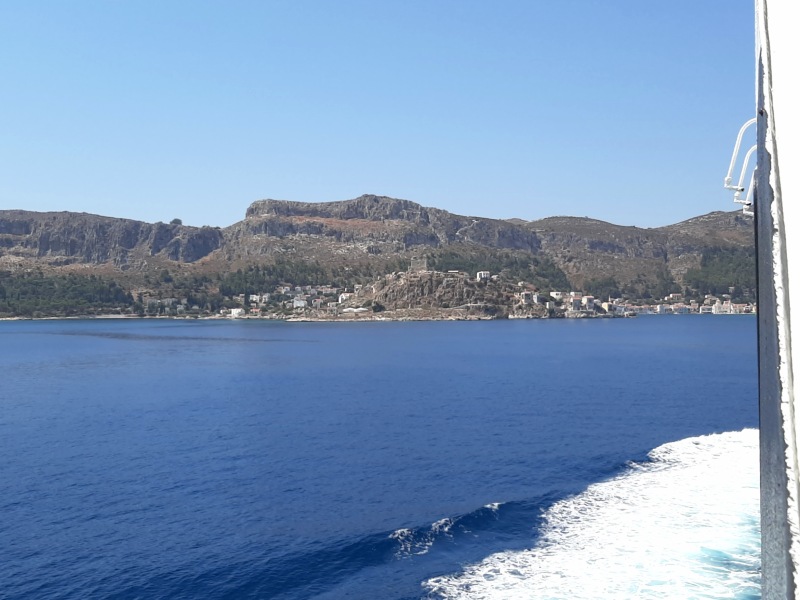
[[358, 270, 547, 318], [230, 194, 542, 258], [0, 211, 222, 268], [0, 196, 754, 294], [522, 211, 753, 290]]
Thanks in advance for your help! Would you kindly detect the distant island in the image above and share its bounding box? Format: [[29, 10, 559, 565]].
[[0, 195, 755, 319]]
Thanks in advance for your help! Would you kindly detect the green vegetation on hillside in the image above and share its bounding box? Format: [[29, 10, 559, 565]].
[[425, 249, 570, 291], [212, 258, 410, 296], [583, 277, 622, 300], [683, 247, 756, 300], [0, 243, 757, 318], [0, 271, 133, 317], [217, 261, 328, 297]]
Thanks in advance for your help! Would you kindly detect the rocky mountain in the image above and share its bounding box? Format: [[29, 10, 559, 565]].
[[522, 210, 754, 291], [227, 195, 542, 260], [0, 195, 754, 295], [361, 270, 548, 319], [0, 210, 222, 268]]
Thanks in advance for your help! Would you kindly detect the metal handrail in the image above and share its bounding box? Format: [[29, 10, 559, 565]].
[[724, 118, 757, 189], [733, 145, 757, 200]]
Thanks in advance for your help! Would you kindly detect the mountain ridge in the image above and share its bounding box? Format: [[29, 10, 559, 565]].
[[0, 195, 753, 297]]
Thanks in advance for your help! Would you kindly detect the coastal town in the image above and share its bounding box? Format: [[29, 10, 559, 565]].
[[0, 199, 756, 321], [134, 266, 756, 321]]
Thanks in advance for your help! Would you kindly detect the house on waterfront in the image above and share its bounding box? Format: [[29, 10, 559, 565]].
[[602, 301, 626, 315]]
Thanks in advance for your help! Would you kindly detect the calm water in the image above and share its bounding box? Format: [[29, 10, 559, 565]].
[[0, 316, 758, 599]]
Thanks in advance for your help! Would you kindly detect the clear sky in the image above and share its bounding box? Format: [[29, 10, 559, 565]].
[[1, 1, 756, 228]]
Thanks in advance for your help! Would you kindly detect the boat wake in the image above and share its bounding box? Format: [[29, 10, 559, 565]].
[[424, 429, 760, 599]]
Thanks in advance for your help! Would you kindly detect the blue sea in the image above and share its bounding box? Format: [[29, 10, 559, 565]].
[[1, 316, 759, 599]]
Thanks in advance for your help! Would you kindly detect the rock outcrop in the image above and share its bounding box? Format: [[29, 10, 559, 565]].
[[0, 197, 754, 294], [235, 194, 542, 255], [521, 211, 753, 289], [0, 211, 222, 267]]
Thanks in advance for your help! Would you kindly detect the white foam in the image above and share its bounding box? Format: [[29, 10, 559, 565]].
[[389, 528, 417, 557], [432, 517, 455, 535], [390, 518, 456, 558], [424, 429, 760, 599]]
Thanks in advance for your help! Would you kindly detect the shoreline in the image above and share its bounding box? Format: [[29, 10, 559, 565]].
[[0, 311, 756, 323]]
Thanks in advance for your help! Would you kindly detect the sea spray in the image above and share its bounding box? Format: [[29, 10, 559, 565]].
[[425, 429, 760, 600]]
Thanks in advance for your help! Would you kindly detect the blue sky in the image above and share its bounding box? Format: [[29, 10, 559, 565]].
[[1, 1, 755, 228]]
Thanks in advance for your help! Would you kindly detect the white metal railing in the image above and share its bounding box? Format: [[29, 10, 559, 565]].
[[724, 118, 757, 215]]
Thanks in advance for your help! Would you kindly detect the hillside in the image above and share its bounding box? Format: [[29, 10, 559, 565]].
[[0, 210, 222, 267], [0, 195, 754, 314], [521, 210, 753, 296]]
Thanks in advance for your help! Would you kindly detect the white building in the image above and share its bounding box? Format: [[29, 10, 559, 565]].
[[476, 271, 491, 282]]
